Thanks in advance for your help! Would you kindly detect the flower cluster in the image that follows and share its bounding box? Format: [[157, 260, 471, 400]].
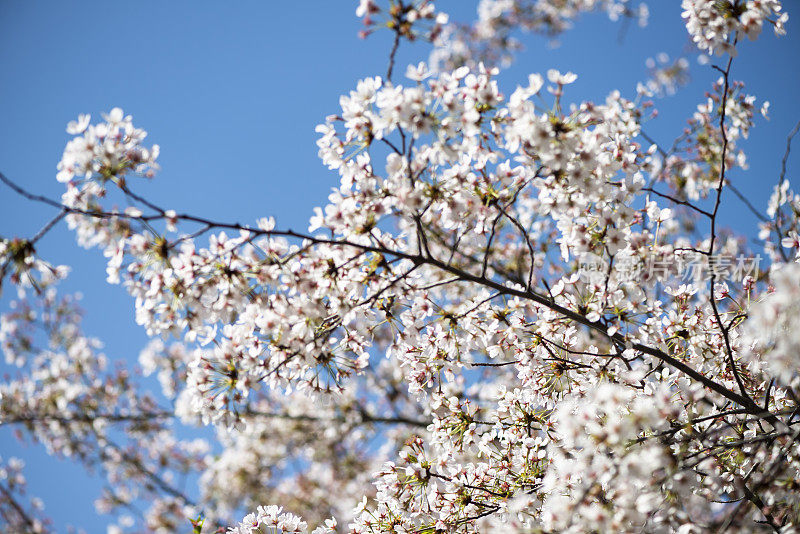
[[759, 179, 800, 262], [656, 78, 763, 201], [0, 456, 48, 533], [641, 53, 690, 97], [682, 0, 788, 55], [54, 111, 381, 428], [0, 288, 209, 532], [0, 237, 69, 298], [740, 262, 800, 383], [57, 108, 159, 184], [540, 384, 679, 532], [356, 0, 448, 41], [228, 506, 337, 534], [429, 0, 649, 71]]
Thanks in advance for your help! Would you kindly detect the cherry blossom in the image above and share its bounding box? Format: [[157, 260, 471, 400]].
[[682, 0, 788, 55], [741, 262, 800, 384], [429, 0, 649, 71], [0, 1, 798, 532]]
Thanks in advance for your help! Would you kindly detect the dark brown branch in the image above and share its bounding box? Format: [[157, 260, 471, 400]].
[[0, 411, 173, 428], [0, 483, 38, 532], [386, 26, 402, 82], [705, 48, 753, 405], [642, 186, 713, 218]]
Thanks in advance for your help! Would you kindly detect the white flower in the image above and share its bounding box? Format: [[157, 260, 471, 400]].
[[66, 114, 91, 134], [741, 262, 800, 382], [547, 69, 577, 85]]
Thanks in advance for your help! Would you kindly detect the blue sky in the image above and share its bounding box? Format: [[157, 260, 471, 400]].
[[0, 1, 798, 531]]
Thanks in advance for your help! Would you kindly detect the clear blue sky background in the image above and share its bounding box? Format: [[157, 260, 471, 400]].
[[0, 1, 798, 531]]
